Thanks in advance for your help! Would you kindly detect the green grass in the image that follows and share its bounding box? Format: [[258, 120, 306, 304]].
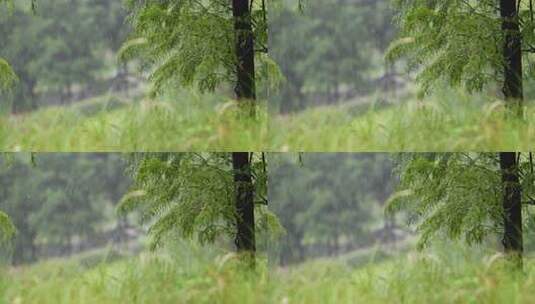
[[269, 89, 535, 151], [0, 91, 267, 151], [4, 88, 535, 151], [2, 243, 535, 304]]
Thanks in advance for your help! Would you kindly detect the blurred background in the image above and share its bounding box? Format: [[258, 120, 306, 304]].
[[269, 0, 407, 113], [0, 1, 135, 113], [0, 154, 134, 265], [268, 153, 407, 266]]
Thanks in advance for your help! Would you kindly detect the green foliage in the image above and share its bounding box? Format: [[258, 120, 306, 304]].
[[0, 58, 16, 92], [387, 153, 503, 249], [121, 0, 281, 97], [118, 153, 280, 250], [0, 211, 15, 243], [387, 0, 505, 95], [387, 152, 535, 249], [387, 0, 535, 101]]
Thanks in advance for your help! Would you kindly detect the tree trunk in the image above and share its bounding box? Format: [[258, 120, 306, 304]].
[[499, 0, 524, 268], [232, 0, 256, 116], [500, 0, 523, 116], [232, 0, 257, 264], [232, 152, 256, 260], [499, 152, 523, 266]]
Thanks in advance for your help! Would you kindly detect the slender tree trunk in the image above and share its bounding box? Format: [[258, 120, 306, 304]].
[[500, 0, 523, 116], [499, 152, 523, 266], [232, 0, 256, 116], [232, 152, 256, 260], [232, 0, 257, 264], [499, 0, 524, 267]]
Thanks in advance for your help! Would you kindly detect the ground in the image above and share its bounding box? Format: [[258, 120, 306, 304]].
[[4, 88, 534, 152], [2, 242, 532, 304], [1, 91, 267, 152]]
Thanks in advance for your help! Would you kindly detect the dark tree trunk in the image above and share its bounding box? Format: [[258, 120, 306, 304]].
[[499, 0, 524, 268], [232, 0, 256, 116], [232, 152, 256, 259], [232, 0, 257, 264], [499, 152, 523, 266], [500, 0, 523, 116]]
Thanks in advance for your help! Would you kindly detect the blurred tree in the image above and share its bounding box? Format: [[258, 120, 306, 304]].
[[0, 154, 130, 265], [269, 154, 395, 265], [0, 0, 128, 113], [270, 0, 395, 112], [0, 156, 43, 264], [0, 0, 36, 93], [28, 155, 113, 254]]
